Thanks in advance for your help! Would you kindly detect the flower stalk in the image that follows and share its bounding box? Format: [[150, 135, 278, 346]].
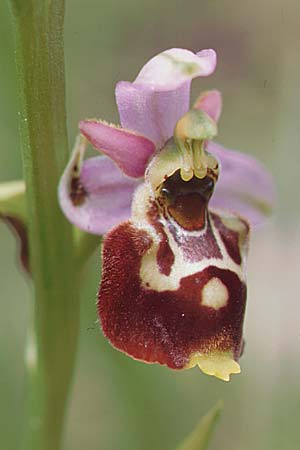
[[8, 1, 80, 449]]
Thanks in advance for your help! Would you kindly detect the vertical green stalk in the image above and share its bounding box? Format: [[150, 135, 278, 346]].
[[8, 1, 80, 450]]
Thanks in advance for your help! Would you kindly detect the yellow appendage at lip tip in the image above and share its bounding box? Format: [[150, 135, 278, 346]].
[[185, 352, 241, 382]]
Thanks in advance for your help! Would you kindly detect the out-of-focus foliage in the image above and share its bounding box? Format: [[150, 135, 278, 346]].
[[176, 402, 223, 450], [1, 1, 300, 449]]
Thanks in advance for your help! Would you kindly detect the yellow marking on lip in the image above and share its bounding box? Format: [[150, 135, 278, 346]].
[[180, 167, 194, 181], [186, 352, 241, 381]]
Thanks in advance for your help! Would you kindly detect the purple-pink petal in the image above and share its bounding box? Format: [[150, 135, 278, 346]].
[[79, 120, 156, 178], [116, 48, 217, 148], [59, 153, 138, 235], [193, 90, 222, 123], [207, 141, 276, 227], [116, 81, 190, 148]]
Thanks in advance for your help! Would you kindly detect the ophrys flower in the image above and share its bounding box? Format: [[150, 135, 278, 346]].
[[59, 48, 275, 381]]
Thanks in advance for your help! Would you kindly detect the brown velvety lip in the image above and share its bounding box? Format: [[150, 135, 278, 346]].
[[98, 221, 246, 370]]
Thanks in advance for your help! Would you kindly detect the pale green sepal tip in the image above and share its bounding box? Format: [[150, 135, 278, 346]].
[[175, 401, 223, 450]]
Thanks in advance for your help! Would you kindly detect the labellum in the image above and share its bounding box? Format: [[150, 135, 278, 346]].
[[98, 109, 249, 381]]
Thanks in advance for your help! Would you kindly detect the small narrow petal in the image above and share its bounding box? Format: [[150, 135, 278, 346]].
[[58, 137, 139, 235], [79, 120, 156, 178], [116, 48, 217, 147], [193, 90, 222, 123], [207, 141, 276, 226]]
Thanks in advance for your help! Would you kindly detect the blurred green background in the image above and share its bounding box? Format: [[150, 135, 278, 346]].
[[1, 0, 299, 449]]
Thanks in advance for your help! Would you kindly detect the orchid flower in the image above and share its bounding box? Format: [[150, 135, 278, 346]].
[[59, 48, 275, 381]]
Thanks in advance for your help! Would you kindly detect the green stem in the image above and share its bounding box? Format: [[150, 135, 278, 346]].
[[8, 1, 80, 450]]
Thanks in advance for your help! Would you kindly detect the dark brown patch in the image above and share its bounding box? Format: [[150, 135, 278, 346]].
[[158, 171, 214, 231], [70, 177, 87, 206], [98, 222, 246, 370], [167, 192, 206, 231]]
